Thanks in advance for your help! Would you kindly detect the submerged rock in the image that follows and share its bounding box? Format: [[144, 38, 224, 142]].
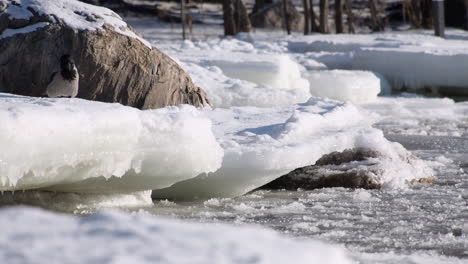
[[0, 0, 210, 109], [259, 148, 434, 190]]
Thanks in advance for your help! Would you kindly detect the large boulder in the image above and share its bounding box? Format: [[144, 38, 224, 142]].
[[250, 0, 304, 32], [0, 0, 209, 109]]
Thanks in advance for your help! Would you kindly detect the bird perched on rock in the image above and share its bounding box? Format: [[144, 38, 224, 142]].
[[46, 54, 79, 98]]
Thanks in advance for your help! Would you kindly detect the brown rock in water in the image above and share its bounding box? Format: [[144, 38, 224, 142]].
[[250, 0, 304, 32], [259, 148, 436, 191], [0, 1, 209, 109], [259, 148, 383, 190]]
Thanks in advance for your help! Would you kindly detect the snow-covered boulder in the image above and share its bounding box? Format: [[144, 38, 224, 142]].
[[259, 148, 435, 190], [0, 0, 209, 109]]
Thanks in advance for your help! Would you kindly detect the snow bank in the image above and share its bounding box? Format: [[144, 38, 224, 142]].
[[206, 54, 309, 92], [160, 40, 311, 108], [288, 33, 468, 92], [1, 0, 151, 48], [306, 70, 391, 103], [0, 94, 223, 193], [0, 207, 352, 264], [153, 97, 432, 200], [182, 62, 311, 108]]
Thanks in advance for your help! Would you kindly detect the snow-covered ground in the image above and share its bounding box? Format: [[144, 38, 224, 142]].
[[0, 206, 352, 264]]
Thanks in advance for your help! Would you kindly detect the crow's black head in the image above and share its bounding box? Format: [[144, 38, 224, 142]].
[[60, 54, 77, 81]]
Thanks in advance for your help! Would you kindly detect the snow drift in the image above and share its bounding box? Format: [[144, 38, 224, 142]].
[[0, 206, 353, 264]]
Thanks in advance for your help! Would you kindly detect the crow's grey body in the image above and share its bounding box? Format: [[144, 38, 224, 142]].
[[46, 55, 79, 98]]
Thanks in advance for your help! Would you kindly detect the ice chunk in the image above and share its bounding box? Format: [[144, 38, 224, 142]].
[[305, 70, 391, 104], [159, 40, 311, 108], [153, 97, 432, 200], [288, 33, 468, 92], [0, 207, 353, 264], [0, 94, 223, 193], [207, 54, 310, 92], [182, 62, 311, 108]]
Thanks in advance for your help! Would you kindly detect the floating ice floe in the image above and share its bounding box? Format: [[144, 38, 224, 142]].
[[305, 70, 391, 103], [0, 94, 223, 192], [0, 206, 353, 264], [287, 33, 468, 92], [153, 97, 433, 200]]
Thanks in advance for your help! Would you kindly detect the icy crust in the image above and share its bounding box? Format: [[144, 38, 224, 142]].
[[0, 207, 352, 264], [363, 95, 468, 137], [0, 94, 223, 192], [287, 33, 468, 91], [306, 70, 391, 104], [161, 39, 312, 108], [1, 0, 151, 48], [153, 97, 433, 200]]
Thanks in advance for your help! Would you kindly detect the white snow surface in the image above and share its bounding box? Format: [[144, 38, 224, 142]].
[[287, 32, 468, 91], [0, 206, 353, 264], [0, 94, 223, 193], [306, 70, 391, 103], [1, 0, 151, 48], [163, 39, 312, 107], [153, 97, 433, 200]]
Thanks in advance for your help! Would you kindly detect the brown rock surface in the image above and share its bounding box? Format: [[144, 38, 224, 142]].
[[259, 148, 434, 191], [0, 0, 209, 109]]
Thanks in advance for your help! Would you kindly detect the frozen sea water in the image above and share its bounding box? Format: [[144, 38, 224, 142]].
[[141, 99, 468, 262]]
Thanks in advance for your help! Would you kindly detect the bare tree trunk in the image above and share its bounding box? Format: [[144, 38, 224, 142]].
[[223, 0, 251, 36], [335, 0, 343, 33], [283, 0, 291, 34], [369, 0, 379, 31], [223, 0, 236, 35], [181, 0, 186, 40], [465, 0, 468, 30], [309, 0, 319, 31], [303, 0, 310, 34], [345, 0, 355, 33], [319, 0, 329, 33]]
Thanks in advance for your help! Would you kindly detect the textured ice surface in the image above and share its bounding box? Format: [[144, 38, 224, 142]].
[[153, 97, 432, 200], [0, 94, 222, 192], [1, 0, 151, 48], [0, 207, 353, 264], [288, 32, 468, 91], [160, 39, 311, 107], [306, 70, 391, 103], [362, 95, 468, 137]]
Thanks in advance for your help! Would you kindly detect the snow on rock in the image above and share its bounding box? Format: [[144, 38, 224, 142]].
[[287, 33, 468, 92], [0, 0, 151, 48], [306, 70, 391, 104], [153, 97, 433, 200], [0, 94, 223, 193], [0, 206, 353, 264]]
